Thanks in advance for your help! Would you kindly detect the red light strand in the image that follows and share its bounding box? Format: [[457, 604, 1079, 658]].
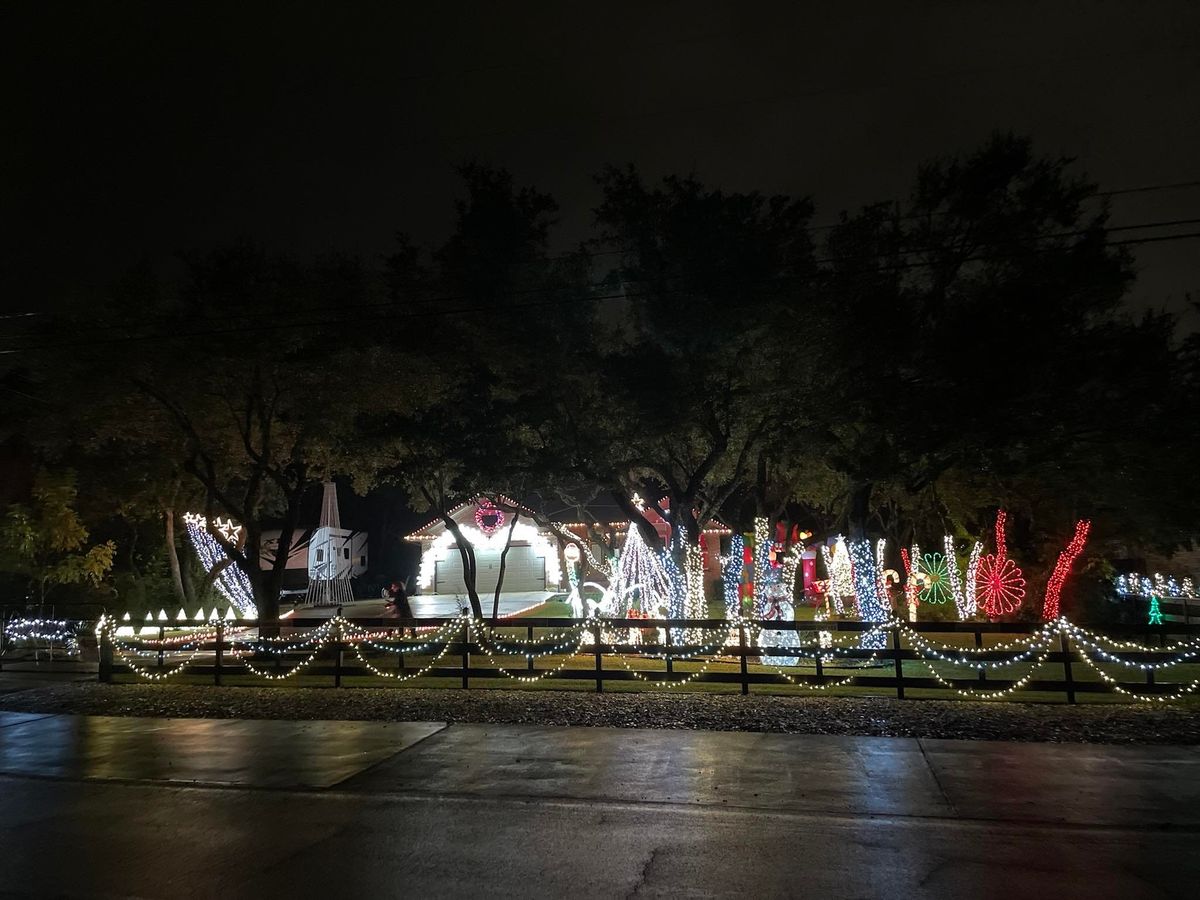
[[1042, 520, 1091, 620]]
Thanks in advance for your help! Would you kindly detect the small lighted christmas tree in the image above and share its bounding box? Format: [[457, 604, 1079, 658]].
[[1148, 595, 1164, 625]]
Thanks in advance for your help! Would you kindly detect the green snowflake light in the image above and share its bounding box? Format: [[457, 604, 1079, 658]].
[[919, 552, 952, 604]]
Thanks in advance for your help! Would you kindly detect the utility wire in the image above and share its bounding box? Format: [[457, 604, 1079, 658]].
[[3, 214, 1197, 338], [3, 229, 1199, 356]]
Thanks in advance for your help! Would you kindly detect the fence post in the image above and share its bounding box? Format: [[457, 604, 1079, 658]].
[[99, 619, 113, 684], [738, 620, 749, 695], [157, 624, 165, 670], [214, 622, 223, 686], [891, 626, 904, 699], [665, 625, 674, 676], [333, 619, 343, 688], [1059, 630, 1076, 704], [974, 630, 986, 684], [461, 618, 470, 689], [527, 624, 535, 674], [592, 620, 603, 692]]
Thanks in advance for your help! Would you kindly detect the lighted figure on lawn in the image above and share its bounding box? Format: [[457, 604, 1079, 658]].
[[181, 512, 257, 617], [1148, 595, 1165, 625], [976, 510, 1026, 619], [918, 552, 952, 605], [721, 534, 745, 618], [819, 537, 854, 615], [756, 530, 807, 666], [612, 521, 672, 616]]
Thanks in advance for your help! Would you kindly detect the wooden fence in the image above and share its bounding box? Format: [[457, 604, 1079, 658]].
[[93, 615, 1200, 703]]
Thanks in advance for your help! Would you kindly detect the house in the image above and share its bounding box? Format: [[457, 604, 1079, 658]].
[[406, 497, 563, 596]]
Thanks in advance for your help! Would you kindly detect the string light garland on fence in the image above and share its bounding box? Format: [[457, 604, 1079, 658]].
[[1042, 520, 1091, 620], [90, 609, 1200, 704], [3, 617, 80, 653]]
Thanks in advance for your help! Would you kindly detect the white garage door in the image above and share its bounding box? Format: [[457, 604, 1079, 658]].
[[435, 546, 546, 594]]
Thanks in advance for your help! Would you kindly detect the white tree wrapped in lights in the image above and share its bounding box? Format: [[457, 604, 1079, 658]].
[[820, 537, 854, 614], [612, 521, 672, 616], [849, 539, 888, 649]]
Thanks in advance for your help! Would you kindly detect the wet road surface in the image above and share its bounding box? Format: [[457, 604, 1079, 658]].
[[1, 713, 1196, 897]]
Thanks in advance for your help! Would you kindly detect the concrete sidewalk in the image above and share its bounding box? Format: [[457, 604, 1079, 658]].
[[1, 713, 1197, 897]]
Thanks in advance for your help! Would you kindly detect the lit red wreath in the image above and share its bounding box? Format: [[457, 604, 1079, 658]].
[[474, 499, 506, 536]]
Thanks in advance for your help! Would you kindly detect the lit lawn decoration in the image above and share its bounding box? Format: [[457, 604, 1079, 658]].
[[613, 522, 672, 616], [918, 552, 952, 605], [942, 537, 969, 619], [1041, 519, 1091, 620], [3, 617, 80, 656], [1148, 595, 1165, 625], [757, 535, 806, 665], [820, 537, 854, 614], [976, 510, 1026, 620], [849, 539, 887, 649], [721, 534, 744, 618], [181, 512, 257, 617]]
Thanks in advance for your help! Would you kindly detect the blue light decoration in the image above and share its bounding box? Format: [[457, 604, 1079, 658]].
[[722, 534, 744, 618], [849, 539, 888, 649]]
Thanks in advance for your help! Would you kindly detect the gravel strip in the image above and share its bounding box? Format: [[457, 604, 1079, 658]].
[[2, 682, 1198, 743]]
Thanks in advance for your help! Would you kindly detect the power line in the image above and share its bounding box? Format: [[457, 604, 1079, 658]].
[[3, 229, 1199, 356], [4, 213, 1199, 338]]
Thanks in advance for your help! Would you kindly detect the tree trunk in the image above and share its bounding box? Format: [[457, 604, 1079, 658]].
[[442, 515, 484, 618], [492, 510, 521, 623], [164, 508, 191, 605], [848, 480, 874, 540]]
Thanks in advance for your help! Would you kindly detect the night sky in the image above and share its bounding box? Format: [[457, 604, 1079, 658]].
[[5, 1, 1199, 320]]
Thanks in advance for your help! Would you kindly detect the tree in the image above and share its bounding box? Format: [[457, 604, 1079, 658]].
[[377, 164, 597, 618], [29, 246, 423, 623], [810, 133, 1191, 565], [0, 468, 115, 607], [589, 167, 819, 544]]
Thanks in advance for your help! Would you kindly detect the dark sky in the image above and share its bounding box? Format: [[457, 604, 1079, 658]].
[[5, 1, 1199, 320]]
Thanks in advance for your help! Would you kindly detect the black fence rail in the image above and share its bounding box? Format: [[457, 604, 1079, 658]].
[[94, 615, 1200, 703]]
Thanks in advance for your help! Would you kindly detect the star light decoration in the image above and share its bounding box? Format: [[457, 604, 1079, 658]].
[[180, 512, 257, 616], [976, 510, 1026, 619]]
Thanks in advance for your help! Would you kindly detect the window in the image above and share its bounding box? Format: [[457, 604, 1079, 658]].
[[360, 555, 367, 566], [316, 549, 324, 562], [344, 548, 350, 559]]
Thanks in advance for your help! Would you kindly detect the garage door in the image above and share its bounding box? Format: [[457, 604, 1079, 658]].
[[435, 546, 546, 594]]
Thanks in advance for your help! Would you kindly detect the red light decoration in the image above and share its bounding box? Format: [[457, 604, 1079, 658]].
[[474, 499, 506, 536], [977, 509, 1026, 619], [1042, 520, 1091, 620]]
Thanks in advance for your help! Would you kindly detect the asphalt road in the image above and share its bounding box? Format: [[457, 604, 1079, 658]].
[[1, 713, 1197, 898]]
